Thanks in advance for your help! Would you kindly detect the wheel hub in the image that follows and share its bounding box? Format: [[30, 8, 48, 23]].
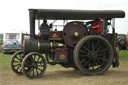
[[88, 51, 98, 60], [33, 62, 37, 68], [63, 21, 87, 47]]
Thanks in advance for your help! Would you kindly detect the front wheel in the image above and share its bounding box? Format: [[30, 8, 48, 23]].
[[22, 52, 47, 79], [11, 50, 24, 75], [73, 35, 113, 75]]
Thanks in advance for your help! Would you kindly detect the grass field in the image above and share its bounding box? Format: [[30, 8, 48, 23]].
[[0, 50, 128, 85]]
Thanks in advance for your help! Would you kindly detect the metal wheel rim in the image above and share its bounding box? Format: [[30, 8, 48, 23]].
[[74, 35, 113, 75], [22, 52, 46, 79], [79, 38, 110, 72], [11, 50, 24, 75]]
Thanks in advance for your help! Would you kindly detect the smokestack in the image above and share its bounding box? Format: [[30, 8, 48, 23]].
[[29, 9, 36, 39]]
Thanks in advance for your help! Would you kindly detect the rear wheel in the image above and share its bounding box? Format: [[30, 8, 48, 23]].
[[22, 52, 47, 79], [11, 50, 24, 75], [74, 35, 113, 75]]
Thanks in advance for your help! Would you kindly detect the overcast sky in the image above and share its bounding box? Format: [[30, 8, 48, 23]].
[[0, 0, 128, 34]]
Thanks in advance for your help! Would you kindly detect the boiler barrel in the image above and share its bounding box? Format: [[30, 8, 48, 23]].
[[23, 39, 51, 54]]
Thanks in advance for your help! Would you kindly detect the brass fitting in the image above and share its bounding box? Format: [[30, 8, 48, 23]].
[[74, 32, 79, 37], [38, 40, 40, 50], [60, 54, 66, 59], [50, 42, 53, 48], [58, 43, 64, 47]]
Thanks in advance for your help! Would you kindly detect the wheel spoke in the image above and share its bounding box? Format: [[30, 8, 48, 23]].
[[30, 57, 35, 63], [26, 68, 32, 74], [99, 57, 107, 62], [37, 67, 42, 71], [38, 59, 44, 64], [29, 68, 33, 75], [19, 54, 22, 59], [83, 46, 90, 52], [95, 62, 98, 67], [95, 40, 100, 50], [32, 55, 36, 61], [96, 45, 101, 52], [14, 64, 20, 67], [13, 61, 20, 63], [37, 56, 40, 62], [92, 60, 95, 67], [99, 48, 108, 53], [36, 68, 39, 75], [91, 42, 95, 51], [80, 54, 89, 58], [83, 59, 90, 66], [33, 68, 35, 77], [37, 64, 45, 67], [19, 69, 22, 72], [96, 59, 101, 64], [25, 64, 33, 67], [16, 56, 21, 61], [16, 65, 21, 71], [86, 41, 91, 50], [80, 58, 86, 64], [80, 49, 87, 54], [34, 55, 36, 60]]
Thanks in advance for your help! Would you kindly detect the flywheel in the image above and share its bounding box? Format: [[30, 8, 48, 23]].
[[63, 21, 87, 47]]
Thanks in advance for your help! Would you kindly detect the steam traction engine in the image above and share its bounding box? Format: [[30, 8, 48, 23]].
[[11, 9, 125, 79]]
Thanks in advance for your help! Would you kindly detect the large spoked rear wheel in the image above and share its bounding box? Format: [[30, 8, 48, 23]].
[[74, 35, 113, 75], [11, 50, 24, 75], [22, 52, 47, 79]]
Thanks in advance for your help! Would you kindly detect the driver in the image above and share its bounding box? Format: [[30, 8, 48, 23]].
[[88, 18, 102, 33]]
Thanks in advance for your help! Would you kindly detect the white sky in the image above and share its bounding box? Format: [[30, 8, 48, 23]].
[[0, 0, 128, 34]]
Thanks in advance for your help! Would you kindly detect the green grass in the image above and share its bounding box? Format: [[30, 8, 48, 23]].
[[119, 50, 128, 61], [0, 50, 128, 70], [0, 52, 60, 70], [119, 50, 128, 65], [0, 39, 3, 52], [0, 51, 128, 85], [0, 52, 12, 70]]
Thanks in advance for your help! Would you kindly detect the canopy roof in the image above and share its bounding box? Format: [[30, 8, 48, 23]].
[[29, 9, 125, 20]]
